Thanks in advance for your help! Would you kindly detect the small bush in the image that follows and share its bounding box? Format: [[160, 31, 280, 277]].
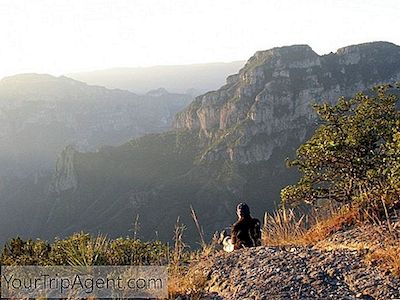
[[1, 237, 51, 265], [282, 85, 400, 212], [1, 232, 171, 266]]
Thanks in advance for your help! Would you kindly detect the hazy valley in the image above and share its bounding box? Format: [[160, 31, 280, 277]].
[[68, 61, 245, 95], [1, 41, 399, 247]]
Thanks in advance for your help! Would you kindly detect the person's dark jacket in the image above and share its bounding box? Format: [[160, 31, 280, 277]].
[[231, 216, 261, 250]]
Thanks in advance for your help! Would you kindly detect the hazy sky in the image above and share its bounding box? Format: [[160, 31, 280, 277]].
[[0, 0, 399, 78]]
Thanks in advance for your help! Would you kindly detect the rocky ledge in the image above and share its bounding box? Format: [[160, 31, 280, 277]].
[[194, 246, 399, 300], [181, 218, 400, 299]]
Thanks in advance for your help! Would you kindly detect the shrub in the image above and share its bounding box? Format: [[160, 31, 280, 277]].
[[1, 237, 51, 265], [1, 232, 170, 266], [282, 84, 400, 213]]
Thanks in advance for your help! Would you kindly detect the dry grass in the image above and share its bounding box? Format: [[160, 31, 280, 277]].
[[191, 206, 206, 249], [263, 207, 308, 246], [365, 246, 400, 277], [309, 207, 400, 278], [168, 212, 217, 299], [363, 221, 400, 277], [168, 266, 209, 300], [302, 206, 359, 244], [170, 217, 187, 269], [262, 205, 359, 246], [263, 204, 400, 278]]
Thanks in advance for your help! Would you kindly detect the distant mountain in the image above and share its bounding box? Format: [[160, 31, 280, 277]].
[[67, 61, 245, 95], [174, 42, 400, 164], [0, 74, 192, 176], [2, 42, 400, 246]]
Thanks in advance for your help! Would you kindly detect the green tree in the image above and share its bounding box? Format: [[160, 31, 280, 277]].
[[281, 84, 400, 209]]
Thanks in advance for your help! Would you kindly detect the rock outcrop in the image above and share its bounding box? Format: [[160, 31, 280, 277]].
[[189, 218, 400, 300], [197, 246, 400, 299], [174, 42, 400, 164], [50, 145, 78, 193]]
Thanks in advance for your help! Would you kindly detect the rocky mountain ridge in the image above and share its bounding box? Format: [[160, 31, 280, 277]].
[[174, 42, 400, 164]]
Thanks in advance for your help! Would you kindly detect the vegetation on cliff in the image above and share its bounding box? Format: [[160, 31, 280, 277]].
[[282, 84, 400, 210]]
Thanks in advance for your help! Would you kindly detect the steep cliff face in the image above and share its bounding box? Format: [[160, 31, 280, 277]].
[[174, 42, 400, 164]]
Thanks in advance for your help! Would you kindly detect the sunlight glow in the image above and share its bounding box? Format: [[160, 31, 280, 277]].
[[0, 0, 399, 78]]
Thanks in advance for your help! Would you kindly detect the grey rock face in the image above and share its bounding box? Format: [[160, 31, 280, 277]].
[[174, 42, 400, 164], [189, 218, 400, 299], [50, 145, 78, 193], [198, 246, 400, 300]]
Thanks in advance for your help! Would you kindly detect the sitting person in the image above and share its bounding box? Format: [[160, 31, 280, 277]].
[[231, 202, 261, 250]]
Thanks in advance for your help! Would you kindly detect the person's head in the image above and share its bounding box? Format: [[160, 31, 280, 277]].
[[236, 202, 250, 218]]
